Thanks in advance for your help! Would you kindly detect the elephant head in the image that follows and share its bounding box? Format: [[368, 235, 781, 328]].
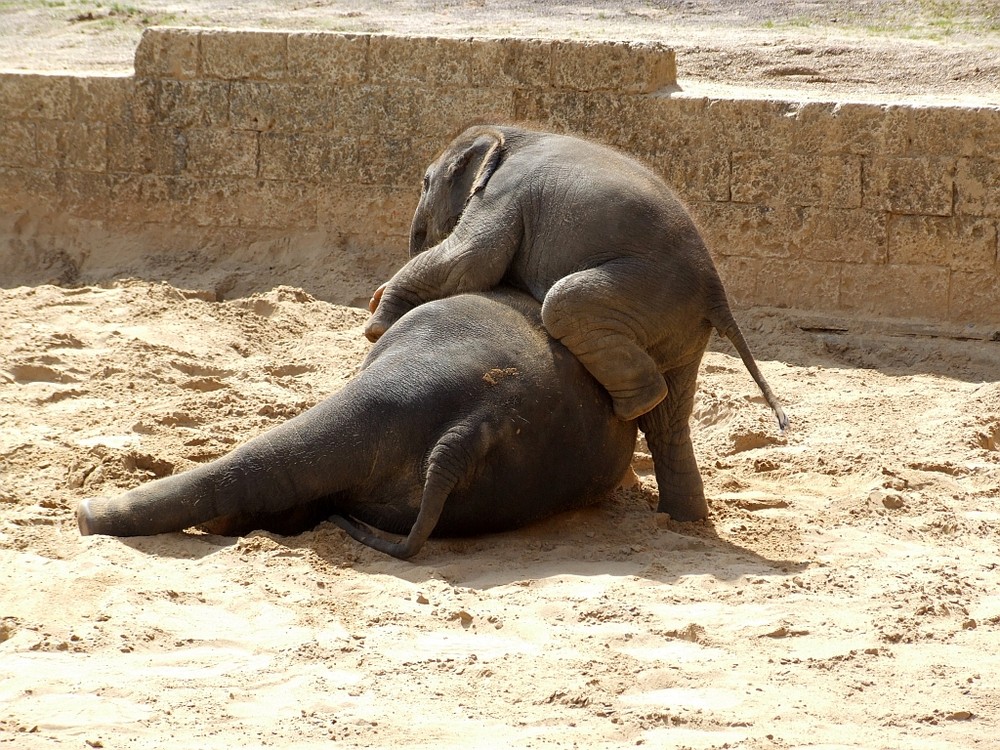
[[409, 126, 505, 256]]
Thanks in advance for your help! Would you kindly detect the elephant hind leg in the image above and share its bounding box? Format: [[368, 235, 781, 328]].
[[541, 269, 667, 421], [639, 358, 708, 521]]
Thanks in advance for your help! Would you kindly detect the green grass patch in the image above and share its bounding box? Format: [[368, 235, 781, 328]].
[[759, 1, 1000, 38]]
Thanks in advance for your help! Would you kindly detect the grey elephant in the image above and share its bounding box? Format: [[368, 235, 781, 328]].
[[76, 290, 637, 559], [365, 124, 788, 522]]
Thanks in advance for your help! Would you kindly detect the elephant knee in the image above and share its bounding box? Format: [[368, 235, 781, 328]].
[[542, 281, 603, 344], [540, 287, 572, 338]]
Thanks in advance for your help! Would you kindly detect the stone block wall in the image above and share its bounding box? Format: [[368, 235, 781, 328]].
[[1, 27, 997, 326]]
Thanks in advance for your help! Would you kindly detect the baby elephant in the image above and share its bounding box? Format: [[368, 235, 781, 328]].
[[77, 290, 637, 559], [366, 124, 787, 521]]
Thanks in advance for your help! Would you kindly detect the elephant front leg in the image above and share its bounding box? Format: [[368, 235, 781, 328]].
[[638, 359, 708, 521], [365, 212, 521, 342], [364, 281, 425, 342]]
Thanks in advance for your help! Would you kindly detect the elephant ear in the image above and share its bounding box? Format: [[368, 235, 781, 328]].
[[447, 129, 505, 207]]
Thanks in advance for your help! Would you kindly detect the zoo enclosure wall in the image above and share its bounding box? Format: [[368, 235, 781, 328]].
[[1, 28, 998, 326]]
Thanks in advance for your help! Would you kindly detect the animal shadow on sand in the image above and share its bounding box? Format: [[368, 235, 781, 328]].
[[116, 482, 808, 591]]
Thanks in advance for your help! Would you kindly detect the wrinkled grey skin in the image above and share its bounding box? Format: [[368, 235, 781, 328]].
[[365, 125, 787, 522], [76, 290, 637, 560]]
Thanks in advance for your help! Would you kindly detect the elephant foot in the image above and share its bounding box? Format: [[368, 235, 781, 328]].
[[611, 379, 669, 422], [364, 318, 387, 343], [656, 488, 709, 521], [76, 498, 97, 536]]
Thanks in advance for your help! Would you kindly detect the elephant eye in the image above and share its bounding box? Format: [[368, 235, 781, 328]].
[[422, 174, 430, 192]]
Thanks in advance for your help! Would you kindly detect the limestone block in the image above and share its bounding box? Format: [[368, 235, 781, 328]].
[[696, 202, 886, 266], [949, 270, 1000, 324], [637, 95, 718, 155], [400, 86, 516, 141], [889, 215, 997, 271], [37, 122, 107, 172], [355, 135, 422, 186], [366, 87, 421, 141], [0, 121, 36, 168], [904, 106, 1000, 159], [200, 31, 287, 81], [705, 98, 797, 154], [107, 124, 184, 175], [318, 184, 415, 240], [329, 84, 391, 138], [54, 171, 111, 218], [128, 79, 157, 125], [230, 179, 317, 228], [367, 35, 471, 88], [184, 129, 257, 178], [732, 151, 862, 209], [652, 148, 730, 204], [840, 263, 950, 320], [0, 167, 57, 209], [0, 75, 72, 120], [955, 158, 1000, 217], [512, 89, 582, 132], [791, 102, 908, 156], [230, 82, 336, 132], [155, 80, 230, 128], [469, 38, 553, 90], [329, 87, 481, 179], [150, 176, 299, 228], [172, 176, 239, 227], [796, 207, 887, 265], [712, 254, 758, 307], [259, 133, 360, 183], [133, 28, 199, 80], [693, 202, 798, 259], [552, 40, 675, 94], [287, 32, 370, 84], [71, 76, 132, 123], [107, 174, 182, 224], [864, 156, 954, 216], [513, 90, 646, 147], [756, 259, 842, 310]]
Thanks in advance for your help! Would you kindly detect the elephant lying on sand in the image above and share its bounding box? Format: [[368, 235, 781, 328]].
[[76, 290, 637, 559], [365, 124, 788, 522]]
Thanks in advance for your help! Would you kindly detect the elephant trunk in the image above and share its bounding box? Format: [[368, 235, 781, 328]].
[[409, 221, 428, 257], [77, 388, 374, 537]]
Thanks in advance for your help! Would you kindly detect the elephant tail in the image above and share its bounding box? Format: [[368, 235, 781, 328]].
[[709, 304, 789, 434], [330, 419, 487, 559]]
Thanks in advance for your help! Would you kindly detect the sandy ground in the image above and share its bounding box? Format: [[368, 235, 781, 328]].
[[3, 280, 1000, 749], [3, 2, 1000, 749]]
